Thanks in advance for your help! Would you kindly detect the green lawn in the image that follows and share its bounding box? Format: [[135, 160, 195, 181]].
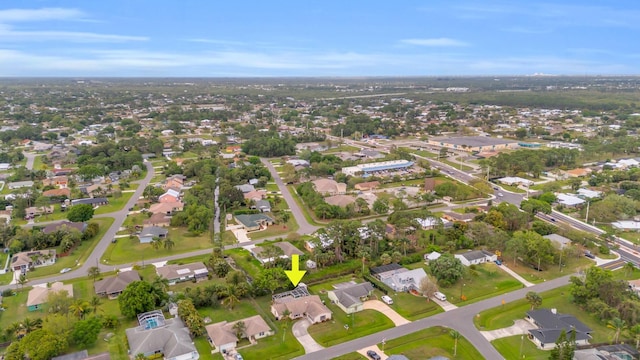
[[94, 190, 136, 215], [265, 183, 279, 192], [501, 255, 593, 284], [323, 145, 360, 153], [441, 158, 475, 172], [32, 155, 44, 171], [332, 353, 367, 360], [227, 248, 264, 280], [23, 218, 115, 282], [438, 263, 523, 305], [473, 286, 613, 343], [382, 326, 485, 359], [492, 335, 548, 360], [248, 217, 299, 240], [101, 227, 213, 264], [307, 307, 394, 347], [385, 291, 443, 320]]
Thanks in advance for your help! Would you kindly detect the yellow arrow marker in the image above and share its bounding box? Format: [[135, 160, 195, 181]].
[[285, 254, 306, 287]]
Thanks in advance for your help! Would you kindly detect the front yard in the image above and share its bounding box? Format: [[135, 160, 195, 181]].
[[380, 326, 484, 359], [437, 263, 523, 305]]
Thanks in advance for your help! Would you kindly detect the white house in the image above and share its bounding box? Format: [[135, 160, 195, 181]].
[[455, 250, 497, 267], [556, 193, 585, 207], [424, 251, 442, 262], [612, 221, 640, 231]]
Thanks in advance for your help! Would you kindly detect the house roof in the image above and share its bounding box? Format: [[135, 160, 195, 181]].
[[244, 190, 267, 200], [251, 242, 303, 261], [272, 295, 330, 319], [312, 178, 345, 194], [527, 309, 592, 344], [325, 195, 356, 207], [143, 213, 171, 226], [12, 250, 55, 269], [370, 263, 404, 276], [94, 270, 140, 295], [205, 315, 271, 347], [235, 214, 274, 229], [149, 201, 184, 214], [159, 189, 180, 200], [556, 193, 585, 206], [235, 184, 255, 193], [27, 282, 73, 307], [125, 317, 196, 358], [457, 250, 494, 261], [329, 282, 374, 308], [139, 226, 168, 238], [42, 188, 71, 197], [42, 221, 87, 235], [72, 197, 108, 205], [255, 199, 271, 209], [156, 262, 208, 281], [385, 268, 427, 290]]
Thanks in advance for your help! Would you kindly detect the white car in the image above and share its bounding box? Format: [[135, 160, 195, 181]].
[[498, 192, 504, 197], [60, 268, 72, 274], [381, 295, 393, 305]]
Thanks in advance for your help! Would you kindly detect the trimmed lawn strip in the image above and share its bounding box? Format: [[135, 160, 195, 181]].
[[248, 216, 299, 240], [492, 335, 547, 360], [382, 326, 485, 359], [500, 256, 594, 284], [473, 286, 611, 343], [307, 307, 394, 347], [286, 185, 329, 227], [332, 353, 368, 360], [388, 291, 443, 320], [94, 190, 136, 215], [227, 248, 264, 280], [101, 227, 212, 264]]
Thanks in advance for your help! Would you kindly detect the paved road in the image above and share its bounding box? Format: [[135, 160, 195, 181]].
[[24, 152, 37, 170], [294, 274, 573, 360], [261, 158, 318, 235], [0, 160, 155, 292]]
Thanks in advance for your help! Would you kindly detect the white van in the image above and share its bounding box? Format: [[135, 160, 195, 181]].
[[381, 295, 393, 305], [434, 292, 447, 301]]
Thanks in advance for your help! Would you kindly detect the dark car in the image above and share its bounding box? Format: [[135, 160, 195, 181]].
[[366, 350, 381, 360], [584, 251, 596, 259]]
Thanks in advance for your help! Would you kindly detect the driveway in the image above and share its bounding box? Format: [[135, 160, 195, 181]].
[[292, 319, 324, 353], [363, 300, 409, 326], [357, 345, 387, 360], [430, 297, 458, 312], [260, 158, 318, 235], [496, 263, 535, 287], [480, 319, 536, 341]]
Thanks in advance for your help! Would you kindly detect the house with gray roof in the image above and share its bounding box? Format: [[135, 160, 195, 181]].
[[94, 270, 140, 299], [234, 213, 274, 231], [126, 310, 199, 360], [328, 282, 374, 314], [234, 184, 255, 193], [156, 262, 209, 285], [138, 226, 169, 244], [454, 250, 497, 267], [526, 308, 592, 349], [8, 180, 34, 189], [71, 197, 109, 207], [382, 268, 427, 293], [254, 199, 271, 212], [42, 221, 87, 235]]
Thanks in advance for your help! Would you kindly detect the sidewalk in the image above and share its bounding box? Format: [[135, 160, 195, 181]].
[[496, 264, 535, 287]]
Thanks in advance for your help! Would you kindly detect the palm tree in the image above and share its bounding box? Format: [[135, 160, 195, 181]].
[[89, 296, 102, 314], [152, 275, 169, 293], [17, 274, 27, 289], [150, 236, 162, 250], [163, 237, 175, 251], [232, 321, 246, 341], [88, 266, 100, 282], [281, 309, 292, 342], [629, 324, 640, 350], [450, 330, 461, 356], [608, 317, 627, 344], [69, 299, 91, 319], [21, 317, 43, 333], [223, 284, 240, 310]]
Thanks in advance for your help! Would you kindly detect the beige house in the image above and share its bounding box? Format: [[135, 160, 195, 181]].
[[11, 249, 56, 273], [312, 178, 347, 195], [271, 295, 332, 324], [149, 201, 184, 216], [156, 262, 209, 285], [27, 282, 73, 311], [205, 315, 273, 354]]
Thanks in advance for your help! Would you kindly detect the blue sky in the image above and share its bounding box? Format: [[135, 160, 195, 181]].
[[0, 1, 638, 77]]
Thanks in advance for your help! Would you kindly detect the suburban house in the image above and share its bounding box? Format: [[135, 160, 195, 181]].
[[312, 178, 347, 195], [11, 249, 56, 273], [414, 216, 450, 230], [555, 193, 585, 207], [271, 286, 332, 324], [126, 310, 200, 360], [138, 226, 169, 244], [454, 250, 498, 266], [25, 205, 54, 218], [163, 175, 185, 191], [354, 181, 380, 191], [42, 221, 87, 235], [325, 195, 356, 208], [94, 270, 141, 299], [27, 282, 73, 311], [526, 308, 592, 349], [612, 221, 640, 231], [149, 201, 184, 216], [249, 242, 304, 264], [370, 264, 428, 292], [156, 262, 209, 285], [253, 199, 271, 212], [143, 213, 172, 227], [42, 176, 69, 188], [205, 315, 273, 354], [42, 188, 71, 198], [628, 279, 640, 295], [424, 251, 442, 262], [304, 233, 334, 252], [234, 184, 255, 193], [51, 350, 110, 360], [234, 213, 274, 232], [71, 198, 109, 207], [159, 189, 181, 203], [8, 180, 34, 190], [244, 189, 267, 202], [328, 282, 374, 314]]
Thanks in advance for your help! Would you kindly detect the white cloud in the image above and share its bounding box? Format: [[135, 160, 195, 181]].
[[0, 25, 147, 42], [0, 8, 86, 22], [400, 38, 468, 47]]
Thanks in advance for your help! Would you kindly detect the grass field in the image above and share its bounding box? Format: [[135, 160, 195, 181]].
[[437, 262, 523, 305], [332, 353, 367, 360], [492, 335, 548, 360], [307, 307, 394, 347], [94, 190, 136, 215], [248, 216, 299, 240], [501, 255, 593, 284], [101, 227, 213, 264], [381, 326, 485, 359]]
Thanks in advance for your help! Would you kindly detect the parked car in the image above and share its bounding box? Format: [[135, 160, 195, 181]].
[[381, 295, 393, 305], [235, 354, 244, 360], [60, 268, 72, 274], [584, 251, 596, 259], [366, 350, 381, 360], [495, 260, 502, 265], [434, 292, 447, 301], [498, 192, 504, 197]]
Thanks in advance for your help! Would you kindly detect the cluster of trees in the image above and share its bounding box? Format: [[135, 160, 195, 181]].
[[9, 223, 99, 254], [296, 182, 349, 220], [505, 231, 561, 271], [4, 290, 106, 360], [177, 299, 205, 337], [570, 266, 640, 337], [429, 253, 465, 286], [76, 142, 143, 175], [0, 149, 24, 165], [0, 125, 44, 143], [587, 194, 639, 223], [481, 148, 580, 178], [434, 181, 481, 201], [118, 280, 168, 318], [331, 114, 401, 138], [241, 132, 297, 157]]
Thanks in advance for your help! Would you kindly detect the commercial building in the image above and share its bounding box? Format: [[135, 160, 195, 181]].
[[428, 136, 519, 153], [341, 160, 414, 177]]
